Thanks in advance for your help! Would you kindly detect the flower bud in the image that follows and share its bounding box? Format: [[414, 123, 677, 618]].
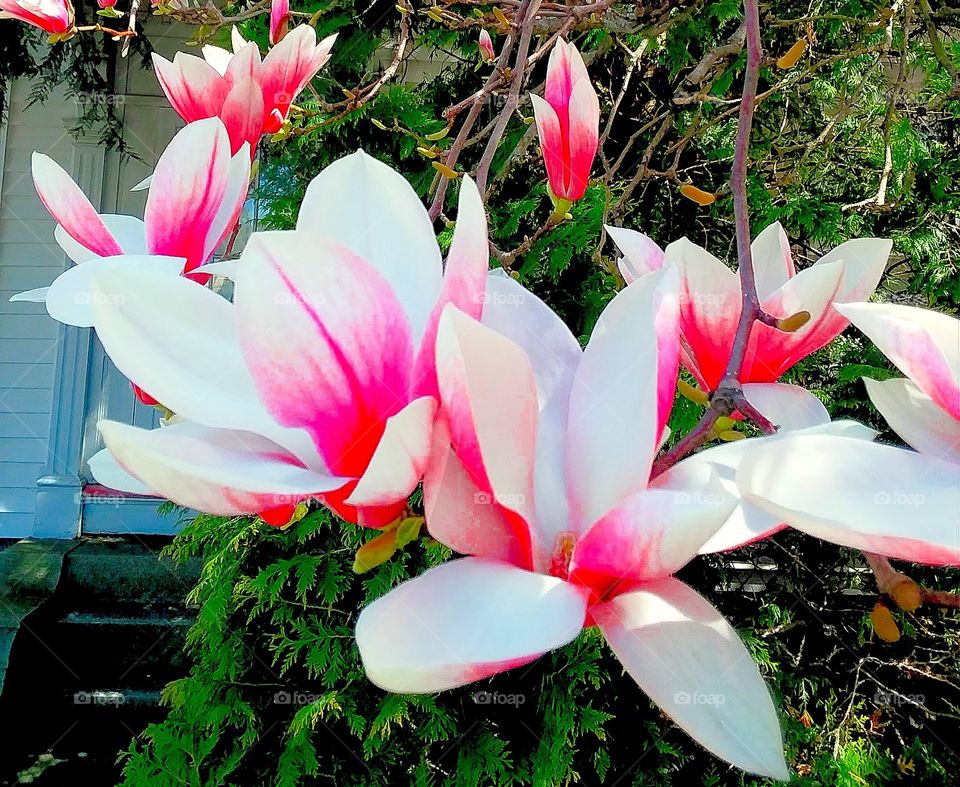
[[479, 29, 496, 63], [870, 600, 900, 643]]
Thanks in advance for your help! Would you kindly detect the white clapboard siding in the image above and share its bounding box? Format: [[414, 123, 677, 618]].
[[0, 81, 78, 536]]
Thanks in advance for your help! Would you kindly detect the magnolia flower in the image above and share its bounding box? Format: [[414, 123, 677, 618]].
[[608, 222, 891, 391], [269, 0, 288, 45], [97, 0, 116, 8], [153, 26, 336, 156], [86, 152, 489, 528], [10, 118, 249, 328], [357, 269, 791, 780], [733, 302, 960, 567], [0, 0, 73, 33], [478, 29, 495, 63], [531, 39, 599, 205]]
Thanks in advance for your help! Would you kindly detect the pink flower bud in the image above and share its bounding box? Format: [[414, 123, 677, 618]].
[[478, 29, 495, 63], [269, 0, 289, 45], [530, 40, 600, 203]]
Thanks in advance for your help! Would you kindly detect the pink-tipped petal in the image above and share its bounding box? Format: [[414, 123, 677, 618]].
[[235, 231, 414, 477], [261, 26, 334, 126], [297, 150, 443, 343], [564, 78, 600, 201], [219, 77, 266, 157], [573, 463, 734, 592], [665, 238, 742, 390], [152, 52, 227, 122], [99, 419, 345, 516], [593, 578, 789, 781], [606, 225, 665, 283], [836, 301, 960, 420], [816, 237, 891, 302], [32, 152, 123, 258], [738, 434, 960, 566], [144, 119, 235, 272], [435, 307, 539, 555], [88, 447, 154, 495], [864, 377, 960, 461], [750, 222, 795, 300], [355, 558, 588, 693], [530, 94, 567, 199], [344, 396, 437, 507], [566, 267, 680, 531], [269, 0, 289, 45], [413, 176, 489, 398], [424, 416, 532, 564], [200, 44, 233, 76]]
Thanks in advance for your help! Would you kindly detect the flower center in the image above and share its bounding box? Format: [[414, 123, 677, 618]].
[[548, 531, 577, 581]]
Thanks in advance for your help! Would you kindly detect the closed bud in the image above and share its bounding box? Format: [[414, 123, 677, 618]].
[[479, 29, 496, 63], [717, 429, 746, 442], [678, 379, 710, 406], [888, 576, 923, 612], [371, 118, 388, 131], [432, 161, 461, 179], [353, 528, 399, 573]]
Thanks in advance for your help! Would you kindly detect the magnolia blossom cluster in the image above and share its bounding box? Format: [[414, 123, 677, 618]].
[[7, 20, 959, 781]]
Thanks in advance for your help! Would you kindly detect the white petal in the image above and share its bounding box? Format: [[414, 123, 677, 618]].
[[47, 254, 185, 327], [356, 558, 587, 693], [9, 287, 50, 303], [593, 578, 788, 781], [741, 382, 829, 431], [750, 221, 794, 300], [738, 434, 960, 565], [297, 150, 443, 343], [88, 447, 154, 495], [566, 267, 680, 531], [605, 225, 665, 282], [865, 377, 960, 460]]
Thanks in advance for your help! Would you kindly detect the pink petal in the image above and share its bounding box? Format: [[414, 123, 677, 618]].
[[572, 462, 734, 596], [99, 419, 346, 516], [223, 41, 263, 88], [152, 52, 227, 122], [269, 0, 289, 45], [261, 27, 335, 127], [344, 396, 438, 507], [412, 176, 489, 398], [864, 377, 960, 460], [235, 231, 415, 478], [564, 78, 600, 202], [565, 267, 680, 531], [32, 152, 123, 258], [220, 77, 266, 157], [423, 417, 533, 565], [144, 119, 236, 272], [544, 39, 576, 112], [592, 578, 789, 780], [530, 94, 568, 200], [836, 301, 959, 419], [666, 238, 742, 390], [738, 434, 960, 566], [355, 557, 588, 693], [434, 307, 540, 564]]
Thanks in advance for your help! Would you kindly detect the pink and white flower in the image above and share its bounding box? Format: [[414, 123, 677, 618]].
[[733, 302, 959, 566], [9, 118, 249, 328], [153, 26, 336, 156], [530, 39, 599, 204], [86, 152, 489, 529], [0, 0, 73, 34], [357, 269, 791, 779], [608, 222, 891, 391]]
